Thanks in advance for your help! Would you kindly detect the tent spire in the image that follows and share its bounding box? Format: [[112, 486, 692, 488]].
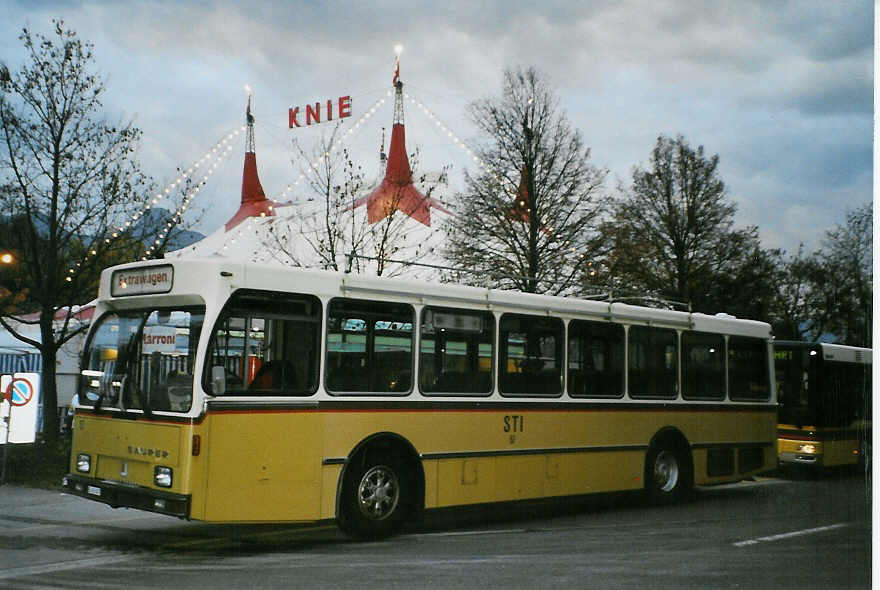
[[349, 49, 450, 226], [245, 94, 256, 153], [224, 91, 276, 231], [392, 55, 404, 125]]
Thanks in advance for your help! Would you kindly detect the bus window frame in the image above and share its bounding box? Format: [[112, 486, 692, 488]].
[[775, 344, 813, 426], [418, 305, 495, 397], [627, 324, 679, 400], [202, 289, 322, 397], [728, 336, 771, 402], [680, 330, 726, 401], [814, 357, 871, 428], [79, 305, 206, 413], [324, 297, 415, 396], [566, 318, 625, 399], [498, 313, 564, 398]]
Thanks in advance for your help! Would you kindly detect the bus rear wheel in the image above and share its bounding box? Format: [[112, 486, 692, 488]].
[[340, 455, 409, 539], [645, 444, 691, 504]]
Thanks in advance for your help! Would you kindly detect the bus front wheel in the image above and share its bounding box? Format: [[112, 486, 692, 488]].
[[645, 444, 691, 504], [340, 455, 409, 539]]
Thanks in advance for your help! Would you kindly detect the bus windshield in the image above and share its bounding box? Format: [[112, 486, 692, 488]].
[[775, 346, 813, 427], [79, 306, 205, 413]]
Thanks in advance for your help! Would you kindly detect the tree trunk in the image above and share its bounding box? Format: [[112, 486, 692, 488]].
[[39, 316, 59, 441]]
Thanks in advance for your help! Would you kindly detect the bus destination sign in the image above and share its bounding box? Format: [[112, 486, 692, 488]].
[[111, 265, 174, 297]]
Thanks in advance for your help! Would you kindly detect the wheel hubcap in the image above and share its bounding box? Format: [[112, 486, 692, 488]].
[[357, 465, 400, 521], [654, 450, 679, 493]]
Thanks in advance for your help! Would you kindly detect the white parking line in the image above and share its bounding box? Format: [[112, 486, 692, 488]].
[[164, 524, 336, 549], [702, 477, 789, 490], [0, 554, 134, 581], [5, 513, 158, 533], [733, 523, 848, 547], [408, 528, 524, 538]]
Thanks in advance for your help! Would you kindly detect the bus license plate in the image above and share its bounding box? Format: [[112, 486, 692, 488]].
[[87, 485, 102, 497]]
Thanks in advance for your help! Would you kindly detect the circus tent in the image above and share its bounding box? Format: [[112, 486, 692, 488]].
[[168, 57, 452, 277]]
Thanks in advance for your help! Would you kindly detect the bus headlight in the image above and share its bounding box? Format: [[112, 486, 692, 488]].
[[154, 466, 173, 488], [76, 453, 91, 473], [798, 444, 817, 454]]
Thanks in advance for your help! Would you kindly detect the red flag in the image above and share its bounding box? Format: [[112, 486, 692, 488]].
[[392, 57, 400, 86]]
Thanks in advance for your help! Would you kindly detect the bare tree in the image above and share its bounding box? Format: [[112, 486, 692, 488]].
[[803, 202, 872, 346], [444, 67, 608, 295], [362, 147, 451, 278], [0, 21, 156, 438], [266, 123, 369, 270], [139, 172, 208, 260], [768, 245, 813, 340], [597, 134, 765, 311], [268, 127, 449, 277]]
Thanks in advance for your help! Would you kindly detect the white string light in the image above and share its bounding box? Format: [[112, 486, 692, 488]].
[[67, 83, 534, 275], [404, 93, 503, 183], [173, 90, 487, 266], [64, 127, 244, 279], [208, 94, 395, 258], [140, 139, 238, 260]]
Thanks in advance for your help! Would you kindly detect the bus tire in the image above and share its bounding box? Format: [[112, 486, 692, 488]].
[[645, 443, 691, 504], [339, 455, 409, 539]]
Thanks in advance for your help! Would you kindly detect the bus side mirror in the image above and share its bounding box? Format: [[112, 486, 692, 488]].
[[211, 366, 226, 395]]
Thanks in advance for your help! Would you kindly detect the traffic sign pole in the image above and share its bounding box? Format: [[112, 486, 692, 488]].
[[1, 385, 10, 485]]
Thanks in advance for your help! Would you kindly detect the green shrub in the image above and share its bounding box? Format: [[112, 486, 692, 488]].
[[1, 436, 71, 489]]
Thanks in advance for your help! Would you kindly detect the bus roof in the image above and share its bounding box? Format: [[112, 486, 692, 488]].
[[819, 342, 872, 364], [774, 340, 872, 364], [99, 258, 772, 339]]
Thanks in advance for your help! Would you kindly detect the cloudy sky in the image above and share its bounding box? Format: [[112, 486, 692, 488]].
[[1, 0, 872, 255]]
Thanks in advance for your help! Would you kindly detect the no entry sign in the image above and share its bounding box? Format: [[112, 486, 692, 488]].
[[0, 373, 40, 444]]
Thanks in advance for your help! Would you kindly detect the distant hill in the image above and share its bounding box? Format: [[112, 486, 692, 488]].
[[134, 208, 205, 251], [0, 208, 204, 251]]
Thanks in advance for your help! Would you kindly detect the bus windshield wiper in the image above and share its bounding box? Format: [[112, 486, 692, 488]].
[[142, 390, 153, 419], [92, 391, 105, 413]]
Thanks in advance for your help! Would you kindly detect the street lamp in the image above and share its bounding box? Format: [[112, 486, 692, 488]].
[[0, 253, 12, 265]]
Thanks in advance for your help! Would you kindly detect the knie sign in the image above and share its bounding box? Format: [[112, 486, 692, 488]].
[[289, 96, 352, 128]]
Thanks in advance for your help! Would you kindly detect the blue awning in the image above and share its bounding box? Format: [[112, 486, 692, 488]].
[[0, 351, 42, 373]]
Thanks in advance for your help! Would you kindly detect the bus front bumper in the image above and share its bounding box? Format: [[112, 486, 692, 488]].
[[62, 474, 191, 519], [779, 451, 824, 467]]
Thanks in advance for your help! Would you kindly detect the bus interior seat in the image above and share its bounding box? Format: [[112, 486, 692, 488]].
[[250, 360, 297, 391]]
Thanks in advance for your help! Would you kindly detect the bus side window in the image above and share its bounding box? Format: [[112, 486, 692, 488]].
[[681, 331, 724, 400], [419, 307, 494, 396], [204, 290, 321, 396], [499, 314, 563, 397], [728, 336, 770, 401], [567, 320, 624, 398], [325, 298, 414, 395], [628, 326, 678, 399]]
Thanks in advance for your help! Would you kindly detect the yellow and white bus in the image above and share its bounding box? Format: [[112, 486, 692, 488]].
[[64, 258, 776, 538], [774, 341, 871, 468]]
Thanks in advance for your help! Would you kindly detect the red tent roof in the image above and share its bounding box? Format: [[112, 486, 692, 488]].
[[224, 151, 277, 231], [351, 123, 449, 226], [225, 98, 279, 231]]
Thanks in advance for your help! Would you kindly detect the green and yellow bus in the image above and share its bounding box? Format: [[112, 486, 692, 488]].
[[775, 341, 871, 468], [64, 258, 776, 537]]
